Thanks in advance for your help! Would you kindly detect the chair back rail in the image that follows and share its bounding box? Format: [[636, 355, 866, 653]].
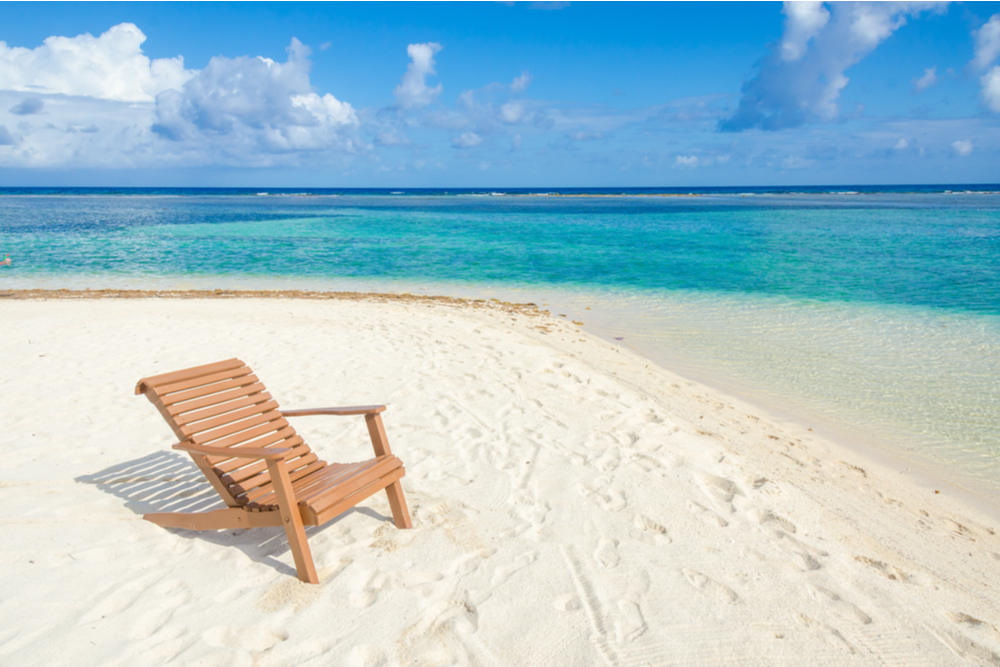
[[136, 358, 326, 508]]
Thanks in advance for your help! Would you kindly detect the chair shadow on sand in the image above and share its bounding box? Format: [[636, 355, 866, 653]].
[[76, 450, 389, 578]]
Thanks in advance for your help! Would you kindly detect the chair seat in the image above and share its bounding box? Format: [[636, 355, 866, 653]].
[[245, 454, 405, 524]]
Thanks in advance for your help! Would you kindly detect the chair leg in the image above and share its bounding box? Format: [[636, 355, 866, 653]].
[[385, 481, 412, 529], [266, 459, 319, 584]]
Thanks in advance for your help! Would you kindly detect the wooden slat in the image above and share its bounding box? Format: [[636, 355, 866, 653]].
[[221, 449, 318, 485], [190, 410, 284, 445], [239, 457, 329, 503], [156, 366, 255, 397], [282, 405, 386, 417], [200, 421, 294, 452], [311, 468, 406, 526], [174, 393, 275, 426], [245, 461, 356, 509], [137, 358, 245, 393], [293, 460, 383, 503], [213, 435, 305, 473], [179, 399, 281, 437], [300, 457, 400, 506], [165, 382, 268, 416], [264, 457, 319, 583], [160, 373, 261, 406], [237, 459, 329, 505]]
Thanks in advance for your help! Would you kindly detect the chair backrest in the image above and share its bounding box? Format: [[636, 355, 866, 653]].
[[136, 358, 326, 508]]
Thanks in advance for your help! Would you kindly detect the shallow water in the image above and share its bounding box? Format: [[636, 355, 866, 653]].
[[2, 188, 998, 490]]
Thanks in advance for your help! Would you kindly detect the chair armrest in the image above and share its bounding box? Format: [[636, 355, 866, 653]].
[[281, 405, 386, 417], [173, 442, 290, 460]]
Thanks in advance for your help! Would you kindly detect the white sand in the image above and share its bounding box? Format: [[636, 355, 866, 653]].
[[2, 296, 1000, 666]]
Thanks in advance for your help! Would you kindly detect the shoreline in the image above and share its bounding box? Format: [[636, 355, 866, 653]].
[[3, 294, 1000, 663], [5, 287, 998, 518]]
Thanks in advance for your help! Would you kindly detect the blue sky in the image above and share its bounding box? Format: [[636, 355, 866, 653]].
[[1, 1, 999, 187]]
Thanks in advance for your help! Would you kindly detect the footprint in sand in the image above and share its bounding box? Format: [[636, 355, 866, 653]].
[[693, 470, 744, 514], [634, 514, 671, 543], [491, 550, 539, 586], [746, 506, 797, 534], [593, 538, 620, 568], [687, 500, 729, 528], [807, 585, 872, 625], [930, 629, 1000, 666], [796, 614, 858, 655], [852, 555, 911, 583], [614, 600, 647, 644], [775, 532, 825, 571], [350, 569, 445, 608], [681, 568, 740, 604], [578, 480, 627, 512]]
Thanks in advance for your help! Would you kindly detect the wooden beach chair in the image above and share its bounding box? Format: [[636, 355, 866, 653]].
[[135, 358, 412, 584]]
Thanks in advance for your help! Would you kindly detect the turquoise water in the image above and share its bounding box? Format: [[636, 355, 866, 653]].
[[2, 188, 999, 490]]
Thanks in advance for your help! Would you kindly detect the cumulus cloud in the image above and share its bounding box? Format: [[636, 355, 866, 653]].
[[500, 101, 525, 124], [982, 66, 1000, 112], [0, 23, 193, 102], [971, 15, 1000, 112], [971, 14, 1000, 71], [951, 139, 973, 156], [394, 42, 443, 109], [452, 131, 482, 148], [674, 155, 698, 167], [151, 38, 357, 152], [511, 70, 533, 93], [911, 67, 937, 92], [0, 125, 13, 145], [780, 2, 830, 62], [721, 2, 946, 132], [9, 97, 43, 115]]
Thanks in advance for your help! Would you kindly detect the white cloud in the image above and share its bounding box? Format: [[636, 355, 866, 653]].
[[781, 155, 814, 169], [152, 38, 357, 152], [722, 2, 947, 131], [511, 70, 533, 93], [373, 128, 411, 146], [393, 42, 443, 109], [0, 125, 13, 145], [781, 1, 830, 62], [452, 131, 482, 148], [982, 65, 1000, 112], [911, 67, 937, 92], [966, 14, 1000, 113], [951, 139, 973, 156], [971, 14, 1000, 71], [500, 101, 525, 124], [0, 23, 193, 102], [674, 155, 698, 167], [894, 137, 909, 150]]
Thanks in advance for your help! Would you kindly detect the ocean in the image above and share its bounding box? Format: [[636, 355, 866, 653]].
[[2, 186, 998, 491]]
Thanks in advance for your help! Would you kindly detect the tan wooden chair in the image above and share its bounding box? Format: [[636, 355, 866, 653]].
[[135, 358, 412, 583]]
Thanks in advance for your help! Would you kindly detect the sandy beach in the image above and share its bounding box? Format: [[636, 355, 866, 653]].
[[2, 293, 1000, 666]]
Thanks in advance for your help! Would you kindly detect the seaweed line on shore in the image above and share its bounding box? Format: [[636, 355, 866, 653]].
[[0, 287, 552, 317]]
